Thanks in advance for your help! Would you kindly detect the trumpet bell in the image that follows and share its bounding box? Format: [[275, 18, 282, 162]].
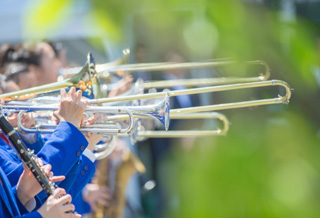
[[142, 92, 170, 131], [94, 136, 117, 160]]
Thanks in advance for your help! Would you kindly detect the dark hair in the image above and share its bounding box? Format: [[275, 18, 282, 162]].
[[48, 41, 64, 58], [0, 46, 41, 68], [2, 62, 29, 84]]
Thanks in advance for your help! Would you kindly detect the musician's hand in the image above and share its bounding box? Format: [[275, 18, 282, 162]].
[[16, 159, 65, 206], [38, 188, 81, 218], [17, 113, 36, 135], [7, 113, 18, 127], [83, 183, 111, 211], [108, 75, 133, 97], [84, 132, 103, 152], [53, 87, 87, 128], [83, 115, 103, 151], [20, 113, 35, 129]]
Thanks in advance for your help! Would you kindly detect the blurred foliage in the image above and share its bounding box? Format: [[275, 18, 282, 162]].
[[161, 109, 320, 218], [24, 0, 320, 217], [24, 0, 73, 39]]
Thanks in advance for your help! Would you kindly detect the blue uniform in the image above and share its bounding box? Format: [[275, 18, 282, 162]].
[[0, 121, 95, 206], [0, 167, 42, 218]]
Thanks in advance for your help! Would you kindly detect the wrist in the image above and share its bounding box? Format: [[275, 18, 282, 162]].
[[65, 120, 79, 128], [17, 189, 33, 206]]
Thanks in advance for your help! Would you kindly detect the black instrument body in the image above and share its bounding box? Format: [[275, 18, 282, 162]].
[[0, 113, 55, 195]]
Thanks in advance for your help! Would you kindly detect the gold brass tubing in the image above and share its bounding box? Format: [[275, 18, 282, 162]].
[[100, 60, 269, 73], [142, 77, 262, 89], [93, 80, 291, 104], [116, 112, 229, 138], [141, 60, 270, 89], [0, 82, 74, 101], [142, 112, 229, 138], [136, 130, 223, 138], [0, 53, 96, 101]]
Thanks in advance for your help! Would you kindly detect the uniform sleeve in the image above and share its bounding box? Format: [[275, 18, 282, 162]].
[[37, 121, 88, 177], [68, 155, 96, 200]]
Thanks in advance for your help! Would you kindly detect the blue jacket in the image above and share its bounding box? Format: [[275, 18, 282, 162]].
[[0, 121, 94, 206], [0, 167, 42, 218]]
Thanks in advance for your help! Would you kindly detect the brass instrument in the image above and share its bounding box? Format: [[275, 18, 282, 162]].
[[90, 80, 291, 111], [5, 80, 291, 141], [6, 94, 170, 135], [141, 60, 270, 89], [0, 57, 270, 102], [132, 112, 229, 139], [97, 80, 290, 139], [0, 52, 101, 101], [93, 146, 146, 218]]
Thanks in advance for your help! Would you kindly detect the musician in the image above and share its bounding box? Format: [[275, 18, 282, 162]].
[[1, 62, 38, 90], [0, 87, 99, 207], [0, 161, 80, 217], [71, 76, 136, 216], [0, 42, 61, 88], [20, 42, 62, 86]]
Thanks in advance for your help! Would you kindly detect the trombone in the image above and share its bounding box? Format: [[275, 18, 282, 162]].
[[93, 80, 290, 135], [88, 80, 291, 108], [10, 80, 291, 135], [91, 79, 291, 139], [139, 60, 271, 89], [0, 56, 270, 101], [127, 112, 229, 140], [92, 112, 229, 160]]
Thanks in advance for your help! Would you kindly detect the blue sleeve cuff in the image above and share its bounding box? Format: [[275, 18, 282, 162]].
[[12, 186, 30, 215], [21, 133, 44, 154], [20, 211, 43, 218]]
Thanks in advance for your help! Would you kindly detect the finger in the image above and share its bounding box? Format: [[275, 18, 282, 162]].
[[53, 112, 60, 125], [100, 186, 110, 192], [90, 202, 97, 212], [68, 87, 76, 99], [50, 175, 65, 183], [41, 164, 52, 176], [57, 194, 72, 205], [76, 90, 82, 103], [60, 203, 75, 213], [87, 132, 92, 138], [60, 88, 67, 99], [96, 198, 110, 207], [99, 192, 112, 200], [21, 114, 27, 122], [21, 163, 32, 176], [53, 188, 66, 198], [36, 158, 44, 167], [87, 116, 96, 125], [65, 214, 82, 218]]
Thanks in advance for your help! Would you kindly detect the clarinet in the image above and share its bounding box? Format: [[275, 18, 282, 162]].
[[0, 112, 55, 196]]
